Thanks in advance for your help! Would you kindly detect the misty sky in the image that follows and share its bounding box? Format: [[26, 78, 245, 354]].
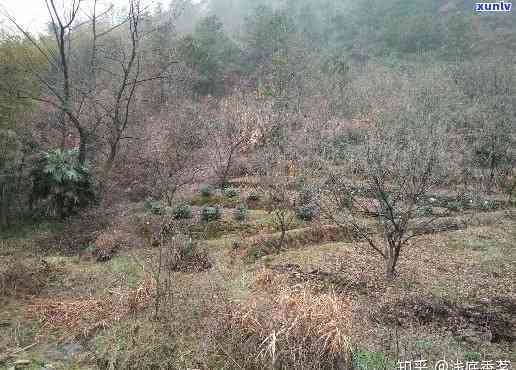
[[0, 0, 163, 33]]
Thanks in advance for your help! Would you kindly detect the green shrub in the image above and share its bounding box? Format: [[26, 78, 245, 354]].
[[171, 204, 192, 219], [233, 204, 249, 221], [296, 185, 319, 221], [295, 204, 318, 221], [144, 198, 165, 215], [223, 187, 239, 198], [243, 245, 267, 264], [479, 199, 497, 210], [200, 185, 214, 197], [463, 352, 481, 362], [30, 148, 96, 219], [294, 176, 307, 191], [247, 191, 260, 202], [201, 206, 223, 222]]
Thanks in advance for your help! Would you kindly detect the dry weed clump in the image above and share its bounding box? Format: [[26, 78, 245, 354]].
[[93, 228, 138, 262], [0, 257, 50, 297], [25, 279, 154, 340], [211, 284, 353, 369], [94, 320, 177, 370], [36, 207, 111, 254], [160, 234, 212, 273], [253, 267, 278, 291]]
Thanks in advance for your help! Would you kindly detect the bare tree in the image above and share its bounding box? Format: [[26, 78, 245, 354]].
[[144, 105, 207, 205], [252, 113, 300, 252], [470, 100, 515, 195], [3, 0, 94, 163], [100, 0, 149, 175], [320, 115, 445, 280], [261, 175, 297, 253], [5, 0, 159, 175], [209, 95, 256, 187]]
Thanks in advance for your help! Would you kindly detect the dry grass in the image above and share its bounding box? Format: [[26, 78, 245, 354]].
[[94, 320, 178, 370], [90, 227, 140, 262], [25, 279, 154, 341], [210, 283, 353, 369], [0, 257, 51, 297]]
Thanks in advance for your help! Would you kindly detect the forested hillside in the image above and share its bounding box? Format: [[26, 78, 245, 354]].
[[0, 0, 515, 369]]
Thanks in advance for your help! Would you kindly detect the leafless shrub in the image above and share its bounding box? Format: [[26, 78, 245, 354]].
[[141, 105, 207, 205], [93, 228, 136, 262], [94, 320, 177, 370], [208, 95, 258, 187], [147, 218, 212, 319], [262, 180, 297, 253], [37, 206, 111, 254], [0, 257, 50, 296], [162, 233, 211, 274]]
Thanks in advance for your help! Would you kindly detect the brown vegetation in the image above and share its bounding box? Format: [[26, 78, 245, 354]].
[[209, 284, 353, 369], [0, 257, 51, 297]]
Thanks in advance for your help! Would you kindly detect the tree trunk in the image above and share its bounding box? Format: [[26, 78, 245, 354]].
[[77, 127, 88, 166], [56, 194, 65, 220], [99, 142, 118, 196], [385, 258, 396, 280], [277, 228, 286, 253], [104, 143, 117, 176], [0, 183, 8, 228], [385, 244, 401, 280]]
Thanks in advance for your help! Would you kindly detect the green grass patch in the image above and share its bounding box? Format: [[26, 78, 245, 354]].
[[0, 221, 64, 240], [104, 256, 145, 288], [189, 219, 258, 239], [352, 350, 394, 370], [190, 194, 240, 208], [463, 352, 481, 362], [463, 239, 491, 252]]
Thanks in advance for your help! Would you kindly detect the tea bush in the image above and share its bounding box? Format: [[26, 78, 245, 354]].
[[223, 187, 239, 198], [200, 185, 214, 197], [144, 198, 165, 215], [201, 206, 223, 222], [233, 204, 248, 221], [295, 204, 318, 221], [171, 203, 192, 219]]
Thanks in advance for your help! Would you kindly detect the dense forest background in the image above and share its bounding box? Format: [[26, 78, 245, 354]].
[[1, 0, 514, 227]]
